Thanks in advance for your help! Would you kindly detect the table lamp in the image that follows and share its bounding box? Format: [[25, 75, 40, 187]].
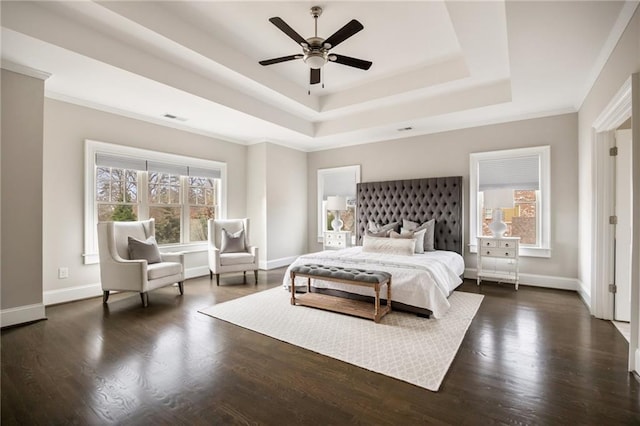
[[483, 188, 513, 237], [326, 196, 347, 231]]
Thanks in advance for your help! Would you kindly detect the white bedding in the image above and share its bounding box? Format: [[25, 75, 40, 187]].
[[282, 247, 464, 318]]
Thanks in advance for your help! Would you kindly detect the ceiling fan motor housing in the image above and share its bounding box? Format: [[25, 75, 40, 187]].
[[303, 36, 328, 68]]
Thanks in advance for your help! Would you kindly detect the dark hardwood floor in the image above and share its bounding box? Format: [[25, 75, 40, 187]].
[[2, 269, 639, 425]]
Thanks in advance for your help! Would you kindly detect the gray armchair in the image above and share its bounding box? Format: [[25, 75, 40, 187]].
[[208, 218, 259, 286], [97, 219, 185, 307]]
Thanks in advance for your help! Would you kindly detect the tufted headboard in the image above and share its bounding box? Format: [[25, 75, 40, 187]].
[[356, 176, 463, 255]]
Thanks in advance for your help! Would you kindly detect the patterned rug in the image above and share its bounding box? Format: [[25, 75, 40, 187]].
[[199, 287, 483, 391]]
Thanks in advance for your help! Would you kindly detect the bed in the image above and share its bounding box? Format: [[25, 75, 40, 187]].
[[283, 176, 464, 318]]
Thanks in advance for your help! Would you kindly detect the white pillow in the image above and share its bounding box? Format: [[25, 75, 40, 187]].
[[391, 228, 427, 254], [402, 218, 435, 251], [362, 235, 415, 256]]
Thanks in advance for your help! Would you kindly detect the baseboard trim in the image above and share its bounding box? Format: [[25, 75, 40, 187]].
[[464, 268, 578, 291], [262, 256, 298, 270], [44, 283, 103, 306], [1, 303, 46, 328], [185, 266, 209, 279]]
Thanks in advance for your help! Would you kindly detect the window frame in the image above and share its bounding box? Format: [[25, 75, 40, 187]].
[[84, 139, 227, 264], [317, 165, 361, 243], [469, 146, 551, 258]]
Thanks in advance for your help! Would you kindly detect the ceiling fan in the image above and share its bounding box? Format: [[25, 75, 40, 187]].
[[259, 6, 372, 86]]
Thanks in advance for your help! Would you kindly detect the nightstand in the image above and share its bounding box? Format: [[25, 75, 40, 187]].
[[323, 231, 352, 250], [477, 236, 520, 290]]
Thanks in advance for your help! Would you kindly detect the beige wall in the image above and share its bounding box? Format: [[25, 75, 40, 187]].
[[247, 142, 308, 267], [42, 99, 247, 295], [1, 70, 46, 314], [577, 7, 640, 300], [265, 143, 307, 263], [246, 143, 267, 265], [307, 113, 579, 281]]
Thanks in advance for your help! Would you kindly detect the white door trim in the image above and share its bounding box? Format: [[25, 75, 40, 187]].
[[591, 74, 638, 372]]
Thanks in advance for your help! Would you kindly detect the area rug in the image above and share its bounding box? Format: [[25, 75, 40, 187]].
[[199, 287, 483, 392]]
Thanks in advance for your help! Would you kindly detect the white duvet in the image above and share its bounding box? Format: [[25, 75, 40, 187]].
[[282, 247, 464, 318]]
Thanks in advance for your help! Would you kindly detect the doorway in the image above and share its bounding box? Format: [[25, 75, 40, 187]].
[[590, 74, 638, 373]]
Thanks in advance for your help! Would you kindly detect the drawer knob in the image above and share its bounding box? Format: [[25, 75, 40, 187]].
[[504, 243, 510, 247], [486, 251, 491, 255], [505, 252, 509, 256]]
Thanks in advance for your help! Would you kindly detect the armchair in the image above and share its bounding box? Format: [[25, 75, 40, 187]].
[[208, 218, 259, 286], [97, 219, 185, 307]]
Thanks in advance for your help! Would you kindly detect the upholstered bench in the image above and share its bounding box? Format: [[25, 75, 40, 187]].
[[289, 264, 392, 323]]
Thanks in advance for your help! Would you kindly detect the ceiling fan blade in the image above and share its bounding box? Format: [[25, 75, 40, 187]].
[[331, 54, 372, 70], [310, 68, 321, 85], [259, 55, 302, 66], [269, 17, 307, 46], [323, 19, 364, 49]]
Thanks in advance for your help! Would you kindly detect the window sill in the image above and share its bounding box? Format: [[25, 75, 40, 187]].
[[469, 244, 551, 258]]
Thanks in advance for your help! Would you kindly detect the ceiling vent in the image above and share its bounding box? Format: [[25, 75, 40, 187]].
[[163, 113, 188, 122]]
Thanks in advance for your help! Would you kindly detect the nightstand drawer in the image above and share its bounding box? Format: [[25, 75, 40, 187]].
[[325, 240, 345, 248], [479, 239, 498, 248], [482, 248, 516, 258], [323, 231, 352, 250], [499, 240, 517, 248], [325, 233, 346, 242]]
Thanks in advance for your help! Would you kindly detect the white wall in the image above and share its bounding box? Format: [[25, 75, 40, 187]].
[[42, 99, 248, 303], [1, 69, 47, 326], [307, 113, 579, 287]]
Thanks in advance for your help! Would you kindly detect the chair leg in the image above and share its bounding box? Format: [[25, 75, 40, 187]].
[[243, 271, 247, 284], [254, 270, 258, 285], [216, 274, 220, 286], [102, 291, 110, 304], [178, 281, 184, 295], [140, 292, 149, 307], [209, 270, 213, 280]]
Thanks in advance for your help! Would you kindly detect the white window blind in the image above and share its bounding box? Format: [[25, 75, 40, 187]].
[[95, 153, 146, 171], [478, 155, 540, 191]]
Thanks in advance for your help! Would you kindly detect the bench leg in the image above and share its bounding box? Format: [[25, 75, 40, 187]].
[[290, 271, 296, 305], [374, 284, 380, 322], [387, 278, 392, 312]]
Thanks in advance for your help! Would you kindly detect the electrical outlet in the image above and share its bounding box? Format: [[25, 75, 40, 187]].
[[58, 267, 69, 279]]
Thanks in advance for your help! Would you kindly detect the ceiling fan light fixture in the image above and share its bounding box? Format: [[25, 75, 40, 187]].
[[304, 52, 327, 69]]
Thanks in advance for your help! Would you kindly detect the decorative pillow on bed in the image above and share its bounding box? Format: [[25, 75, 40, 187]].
[[402, 219, 435, 251], [390, 228, 427, 254], [221, 228, 246, 253], [365, 229, 390, 238], [128, 236, 162, 264], [362, 235, 415, 256], [367, 220, 400, 235]]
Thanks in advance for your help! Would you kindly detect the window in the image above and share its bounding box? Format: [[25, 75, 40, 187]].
[[317, 165, 361, 242], [85, 140, 226, 264], [469, 146, 550, 257]]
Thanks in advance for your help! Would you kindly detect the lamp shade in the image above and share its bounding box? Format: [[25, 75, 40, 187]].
[[483, 188, 513, 209], [326, 195, 347, 211]]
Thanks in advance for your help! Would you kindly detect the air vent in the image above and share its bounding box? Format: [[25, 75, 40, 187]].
[[163, 113, 188, 122], [397, 126, 413, 132]]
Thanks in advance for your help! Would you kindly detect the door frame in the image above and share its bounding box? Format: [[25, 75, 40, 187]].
[[591, 74, 638, 371]]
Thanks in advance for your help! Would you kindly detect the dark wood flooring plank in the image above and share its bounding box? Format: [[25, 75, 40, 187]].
[[2, 270, 639, 425]]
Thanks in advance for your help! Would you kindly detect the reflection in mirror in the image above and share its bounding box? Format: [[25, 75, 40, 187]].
[[317, 165, 360, 241]]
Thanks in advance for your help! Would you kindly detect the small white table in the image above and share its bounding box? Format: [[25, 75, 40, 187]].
[[477, 236, 520, 290], [323, 231, 352, 250]]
